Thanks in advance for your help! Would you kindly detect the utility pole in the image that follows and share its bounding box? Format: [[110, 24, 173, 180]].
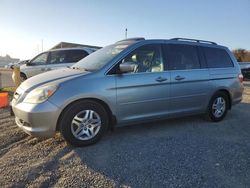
[[41, 39, 43, 52], [125, 28, 127, 39]]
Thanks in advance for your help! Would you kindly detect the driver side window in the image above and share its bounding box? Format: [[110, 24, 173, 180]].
[[120, 44, 164, 73], [30, 52, 48, 65]]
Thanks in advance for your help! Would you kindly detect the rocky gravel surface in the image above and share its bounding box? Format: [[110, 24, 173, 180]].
[[0, 82, 250, 188]]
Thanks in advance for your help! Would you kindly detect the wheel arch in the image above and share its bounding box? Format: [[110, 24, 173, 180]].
[[211, 89, 232, 110], [20, 72, 27, 77], [56, 98, 116, 131]]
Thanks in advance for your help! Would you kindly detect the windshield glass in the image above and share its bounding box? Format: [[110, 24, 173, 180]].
[[72, 43, 132, 71]]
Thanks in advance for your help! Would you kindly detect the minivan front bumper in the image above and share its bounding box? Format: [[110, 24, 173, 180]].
[[12, 100, 61, 137]]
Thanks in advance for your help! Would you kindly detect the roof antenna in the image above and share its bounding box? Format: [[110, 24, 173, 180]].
[[125, 28, 127, 39]]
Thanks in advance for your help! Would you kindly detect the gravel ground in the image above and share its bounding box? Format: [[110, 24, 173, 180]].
[[0, 83, 250, 188]]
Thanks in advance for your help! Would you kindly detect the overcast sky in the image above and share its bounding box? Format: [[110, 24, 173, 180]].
[[0, 0, 249, 60]]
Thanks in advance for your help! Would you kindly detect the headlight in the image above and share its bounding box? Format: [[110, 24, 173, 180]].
[[23, 85, 58, 104]]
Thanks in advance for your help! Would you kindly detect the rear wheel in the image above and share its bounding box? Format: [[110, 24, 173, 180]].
[[207, 92, 229, 122], [59, 100, 109, 147]]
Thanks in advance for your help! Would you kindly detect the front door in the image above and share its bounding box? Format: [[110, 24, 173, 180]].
[[24, 52, 49, 77], [115, 44, 171, 124]]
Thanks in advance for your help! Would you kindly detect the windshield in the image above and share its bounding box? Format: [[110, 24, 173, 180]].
[[72, 43, 132, 71], [72, 43, 131, 71]]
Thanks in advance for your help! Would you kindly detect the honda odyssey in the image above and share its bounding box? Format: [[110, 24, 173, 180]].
[[12, 38, 244, 146]]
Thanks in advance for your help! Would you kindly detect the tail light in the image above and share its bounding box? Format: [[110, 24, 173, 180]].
[[238, 74, 244, 83]]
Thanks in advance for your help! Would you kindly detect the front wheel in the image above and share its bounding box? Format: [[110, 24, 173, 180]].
[[59, 100, 109, 147], [207, 92, 229, 122]]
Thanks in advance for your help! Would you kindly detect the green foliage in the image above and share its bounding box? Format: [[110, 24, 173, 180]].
[[0, 87, 15, 92], [0, 87, 15, 99]]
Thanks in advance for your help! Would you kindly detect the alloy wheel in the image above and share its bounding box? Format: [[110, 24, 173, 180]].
[[212, 97, 226, 118], [71, 110, 101, 140]]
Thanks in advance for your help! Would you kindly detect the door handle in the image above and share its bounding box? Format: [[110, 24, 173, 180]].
[[156, 76, 168, 82], [175, 75, 185, 81]]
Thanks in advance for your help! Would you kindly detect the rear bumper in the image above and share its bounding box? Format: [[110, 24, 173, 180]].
[[12, 100, 61, 138], [232, 97, 242, 106]]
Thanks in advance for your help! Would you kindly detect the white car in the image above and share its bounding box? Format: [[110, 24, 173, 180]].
[[239, 62, 250, 80], [19, 47, 98, 81], [239, 62, 250, 69]]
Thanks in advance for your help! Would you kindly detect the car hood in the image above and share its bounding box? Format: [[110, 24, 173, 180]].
[[19, 68, 89, 92]]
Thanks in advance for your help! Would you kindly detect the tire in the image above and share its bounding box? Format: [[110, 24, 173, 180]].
[[59, 100, 109, 147], [206, 92, 229, 122], [20, 73, 27, 82]]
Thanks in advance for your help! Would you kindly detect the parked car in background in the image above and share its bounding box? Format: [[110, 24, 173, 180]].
[[12, 38, 244, 146], [5, 60, 29, 69], [239, 62, 250, 80], [19, 47, 97, 81]]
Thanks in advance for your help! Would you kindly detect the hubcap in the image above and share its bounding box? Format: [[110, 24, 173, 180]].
[[212, 97, 226, 118], [71, 110, 101, 140]]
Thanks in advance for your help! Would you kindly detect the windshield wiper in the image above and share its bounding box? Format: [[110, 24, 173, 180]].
[[71, 66, 92, 72]]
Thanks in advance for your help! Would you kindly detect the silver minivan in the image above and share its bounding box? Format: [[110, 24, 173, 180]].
[[12, 38, 244, 146], [19, 47, 97, 80]]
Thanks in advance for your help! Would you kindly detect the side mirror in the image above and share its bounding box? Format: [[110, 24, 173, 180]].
[[119, 62, 137, 73], [26, 61, 32, 66]]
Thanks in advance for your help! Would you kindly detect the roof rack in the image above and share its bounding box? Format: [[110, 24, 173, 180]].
[[116, 37, 145, 43], [170, 38, 217, 45]]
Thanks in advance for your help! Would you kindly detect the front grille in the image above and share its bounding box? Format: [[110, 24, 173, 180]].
[[19, 119, 24, 124], [16, 118, 31, 127]]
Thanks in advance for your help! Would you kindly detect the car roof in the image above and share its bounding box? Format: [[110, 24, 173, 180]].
[[118, 37, 227, 49], [48, 47, 98, 52], [31, 47, 98, 59]]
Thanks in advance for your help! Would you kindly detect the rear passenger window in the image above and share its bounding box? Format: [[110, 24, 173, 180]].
[[166, 44, 200, 70], [66, 50, 89, 63], [203, 47, 233, 68]]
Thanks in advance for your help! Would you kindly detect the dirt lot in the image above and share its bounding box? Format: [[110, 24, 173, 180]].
[[1, 83, 250, 188]]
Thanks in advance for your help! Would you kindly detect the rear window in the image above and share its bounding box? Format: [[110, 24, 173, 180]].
[[48, 50, 88, 64], [166, 44, 200, 70], [203, 47, 233, 68], [66, 50, 89, 63]]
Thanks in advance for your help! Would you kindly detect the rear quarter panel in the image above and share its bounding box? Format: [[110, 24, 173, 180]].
[[209, 67, 243, 106], [204, 46, 243, 107]]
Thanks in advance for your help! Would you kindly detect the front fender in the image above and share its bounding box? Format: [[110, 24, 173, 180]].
[[48, 74, 117, 116]]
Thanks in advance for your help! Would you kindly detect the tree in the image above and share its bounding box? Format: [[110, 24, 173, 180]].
[[232, 49, 250, 62], [233, 49, 247, 62]]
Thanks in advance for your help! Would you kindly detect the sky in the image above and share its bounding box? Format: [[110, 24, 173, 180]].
[[0, 0, 249, 60]]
